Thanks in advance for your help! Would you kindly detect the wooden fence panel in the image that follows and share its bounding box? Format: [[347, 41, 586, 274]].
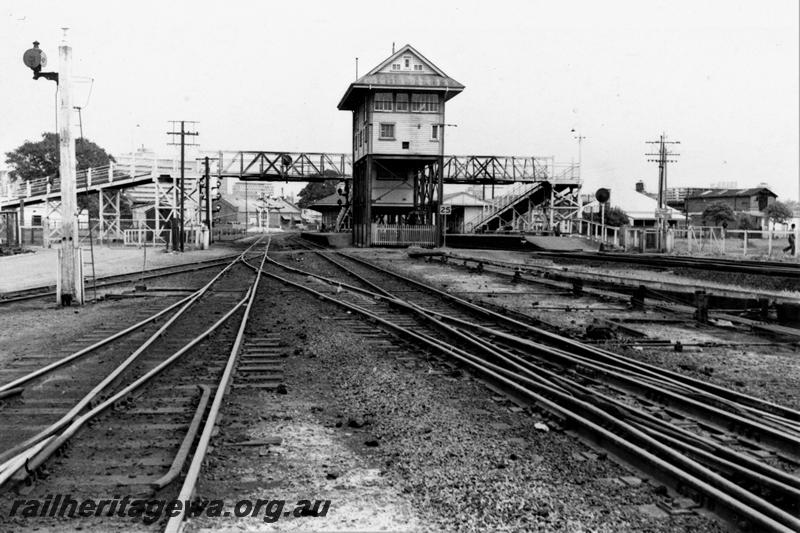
[[371, 224, 436, 247]]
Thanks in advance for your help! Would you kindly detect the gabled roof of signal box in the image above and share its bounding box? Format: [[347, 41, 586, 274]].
[[338, 44, 465, 110]]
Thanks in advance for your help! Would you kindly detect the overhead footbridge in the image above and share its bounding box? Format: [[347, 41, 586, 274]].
[[213, 151, 575, 185]]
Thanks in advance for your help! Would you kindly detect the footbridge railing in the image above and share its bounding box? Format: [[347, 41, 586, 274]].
[[2, 155, 198, 205], [212, 151, 580, 185]]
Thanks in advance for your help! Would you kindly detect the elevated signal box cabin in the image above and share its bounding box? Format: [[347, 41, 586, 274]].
[[338, 45, 464, 246]]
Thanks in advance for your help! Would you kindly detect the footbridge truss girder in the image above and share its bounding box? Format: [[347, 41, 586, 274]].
[[213, 151, 580, 185]]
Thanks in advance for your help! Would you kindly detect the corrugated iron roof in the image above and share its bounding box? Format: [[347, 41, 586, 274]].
[[338, 44, 464, 110], [691, 187, 776, 199]]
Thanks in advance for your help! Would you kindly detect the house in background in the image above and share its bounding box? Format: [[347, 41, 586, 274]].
[[582, 185, 682, 226], [684, 187, 777, 229], [310, 192, 348, 230], [214, 195, 304, 230]]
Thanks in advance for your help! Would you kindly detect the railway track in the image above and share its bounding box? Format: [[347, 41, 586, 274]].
[[252, 237, 800, 532], [536, 251, 800, 279], [0, 252, 245, 305], [419, 250, 800, 341], [0, 238, 270, 531], [2, 233, 798, 531]]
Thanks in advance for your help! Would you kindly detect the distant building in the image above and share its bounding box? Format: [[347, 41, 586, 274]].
[[309, 192, 348, 230], [441, 191, 489, 233], [582, 185, 682, 226], [214, 195, 304, 230], [684, 187, 777, 228]]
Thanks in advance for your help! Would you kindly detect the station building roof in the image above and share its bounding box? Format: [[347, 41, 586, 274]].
[[688, 187, 777, 199], [338, 44, 464, 111]]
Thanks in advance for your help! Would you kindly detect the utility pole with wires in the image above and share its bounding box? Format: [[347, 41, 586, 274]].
[[646, 133, 680, 251], [73, 77, 94, 140], [167, 121, 199, 252]]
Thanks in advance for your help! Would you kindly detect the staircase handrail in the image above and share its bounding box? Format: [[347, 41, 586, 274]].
[[463, 181, 542, 229]]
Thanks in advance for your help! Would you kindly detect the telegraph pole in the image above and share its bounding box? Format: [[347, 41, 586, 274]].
[[646, 133, 680, 212], [646, 133, 680, 251], [167, 121, 198, 252]]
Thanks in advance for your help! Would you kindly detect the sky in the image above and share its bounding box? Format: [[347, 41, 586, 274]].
[[1, 0, 798, 201]]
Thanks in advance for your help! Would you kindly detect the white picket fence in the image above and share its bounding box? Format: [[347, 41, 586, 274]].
[[371, 224, 436, 247], [672, 226, 799, 257]]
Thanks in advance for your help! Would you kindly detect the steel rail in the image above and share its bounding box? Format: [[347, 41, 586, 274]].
[[266, 250, 800, 439], [428, 311, 800, 450], [535, 251, 800, 278], [0, 240, 262, 467], [0, 253, 247, 304], [163, 241, 269, 533], [3, 289, 251, 488], [262, 250, 800, 516], [270, 252, 800, 500], [0, 295, 194, 395], [443, 323, 800, 503], [256, 266, 799, 532], [337, 251, 800, 423]]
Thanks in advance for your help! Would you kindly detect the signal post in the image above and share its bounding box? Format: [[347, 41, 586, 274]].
[[24, 31, 83, 305]]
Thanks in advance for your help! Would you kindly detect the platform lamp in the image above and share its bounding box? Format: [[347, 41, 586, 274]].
[[23, 32, 84, 306]]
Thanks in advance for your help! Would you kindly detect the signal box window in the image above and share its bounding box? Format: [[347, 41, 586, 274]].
[[411, 93, 439, 112], [395, 93, 409, 111], [431, 124, 439, 140], [379, 123, 395, 140], [374, 93, 393, 112]]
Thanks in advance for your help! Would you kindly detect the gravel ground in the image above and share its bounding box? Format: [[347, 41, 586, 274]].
[[1, 237, 789, 532], [190, 274, 724, 532], [0, 243, 240, 293], [438, 248, 800, 299], [347, 249, 800, 413]]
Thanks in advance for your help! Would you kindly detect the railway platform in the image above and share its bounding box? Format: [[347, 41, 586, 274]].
[[0, 244, 240, 293]]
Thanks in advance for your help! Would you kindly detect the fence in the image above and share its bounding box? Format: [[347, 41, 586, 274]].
[[575, 219, 620, 248], [371, 224, 437, 247], [672, 226, 799, 258], [1, 212, 18, 246], [212, 224, 248, 242]]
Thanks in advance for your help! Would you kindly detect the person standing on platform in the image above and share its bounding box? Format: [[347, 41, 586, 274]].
[[784, 224, 796, 256]]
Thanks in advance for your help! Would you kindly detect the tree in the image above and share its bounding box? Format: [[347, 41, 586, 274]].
[[583, 206, 630, 227], [701, 202, 735, 226], [5, 132, 115, 182], [297, 178, 339, 209], [765, 201, 793, 226], [5, 132, 118, 218], [735, 213, 757, 230]]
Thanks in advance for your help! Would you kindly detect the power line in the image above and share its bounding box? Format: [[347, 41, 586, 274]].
[[645, 133, 680, 212], [167, 121, 199, 252]]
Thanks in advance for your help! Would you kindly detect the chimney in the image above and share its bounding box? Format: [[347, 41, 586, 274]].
[[635, 180, 645, 193]]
